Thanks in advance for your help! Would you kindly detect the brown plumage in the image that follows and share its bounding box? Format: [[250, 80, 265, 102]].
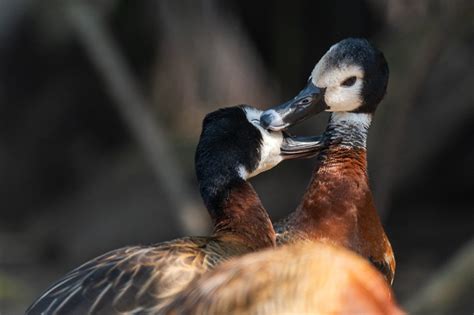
[[262, 38, 395, 283], [163, 242, 404, 315], [26, 182, 275, 315], [276, 145, 395, 284], [26, 106, 330, 314]]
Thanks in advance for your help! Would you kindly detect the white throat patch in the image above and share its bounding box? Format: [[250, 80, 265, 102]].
[[241, 107, 284, 179]]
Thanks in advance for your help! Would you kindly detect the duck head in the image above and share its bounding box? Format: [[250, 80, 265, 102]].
[[260, 38, 389, 131], [196, 105, 327, 181], [195, 105, 328, 209]]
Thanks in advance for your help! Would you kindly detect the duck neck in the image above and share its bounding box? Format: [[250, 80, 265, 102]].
[[326, 112, 371, 148], [291, 112, 376, 244], [201, 176, 276, 250]]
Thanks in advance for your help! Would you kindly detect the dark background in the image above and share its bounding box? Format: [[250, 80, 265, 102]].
[[0, 0, 473, 314]]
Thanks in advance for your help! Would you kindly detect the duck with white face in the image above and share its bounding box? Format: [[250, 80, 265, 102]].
[[259, 38, 396, 284], [260, 37, 388, 130], [25, 105, 330, 315]]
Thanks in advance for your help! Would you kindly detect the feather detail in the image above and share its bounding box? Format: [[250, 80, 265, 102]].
[[163, 242, 403, 315], [26, 237, 258, 314], [276, 132, 395, 283]]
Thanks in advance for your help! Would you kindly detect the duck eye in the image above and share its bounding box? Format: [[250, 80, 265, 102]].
[[299, 97, 312, 105], [341, 76, 357, 87]]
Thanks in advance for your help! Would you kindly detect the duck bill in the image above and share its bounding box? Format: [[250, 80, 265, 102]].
[[280, 133, 325, 160], [261, 82, 327, 131]]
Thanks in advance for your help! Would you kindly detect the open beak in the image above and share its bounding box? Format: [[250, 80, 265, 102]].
[[261, 82, 327, 131], [280, 132, 326, 160]]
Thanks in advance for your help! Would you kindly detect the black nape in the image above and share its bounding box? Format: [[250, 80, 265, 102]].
[[195, 106, 263, 217], [346, 39, 388, 114], [357, 48, 389, 114]]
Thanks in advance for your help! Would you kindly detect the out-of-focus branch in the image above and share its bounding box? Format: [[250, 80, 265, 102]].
[[152, 0, 275, 139], [63, 0, 208, 235], [404, 239, 474, 315]]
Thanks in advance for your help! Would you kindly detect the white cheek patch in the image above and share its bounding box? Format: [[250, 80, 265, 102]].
[[248, 125, 284, 178], [242, 107, 284, 179], [310, 60, 364, 112], [260, 138, 283, 176], [325, 80, 363, 112]]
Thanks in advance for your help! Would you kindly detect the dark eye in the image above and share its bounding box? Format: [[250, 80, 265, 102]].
[[299, 97, 312, 105], [341, 76, 357, 87]]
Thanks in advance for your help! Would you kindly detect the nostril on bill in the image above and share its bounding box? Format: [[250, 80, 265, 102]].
[[260, 112, 274, 129]]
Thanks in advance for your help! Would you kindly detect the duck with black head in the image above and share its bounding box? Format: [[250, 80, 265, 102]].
[[26, 105, 329, 315], [261, 38, 395, 284]]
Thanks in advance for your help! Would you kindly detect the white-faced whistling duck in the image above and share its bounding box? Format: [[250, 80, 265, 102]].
[[260, 38, 395, 284], [163, 242, 404, 315], [26, 105, 329, 315]]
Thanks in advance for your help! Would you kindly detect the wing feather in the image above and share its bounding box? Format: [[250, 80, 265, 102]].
[[26, 237, 228, 314]]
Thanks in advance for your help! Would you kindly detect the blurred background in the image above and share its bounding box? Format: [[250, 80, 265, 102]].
[[0, 0, 473, 314]]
